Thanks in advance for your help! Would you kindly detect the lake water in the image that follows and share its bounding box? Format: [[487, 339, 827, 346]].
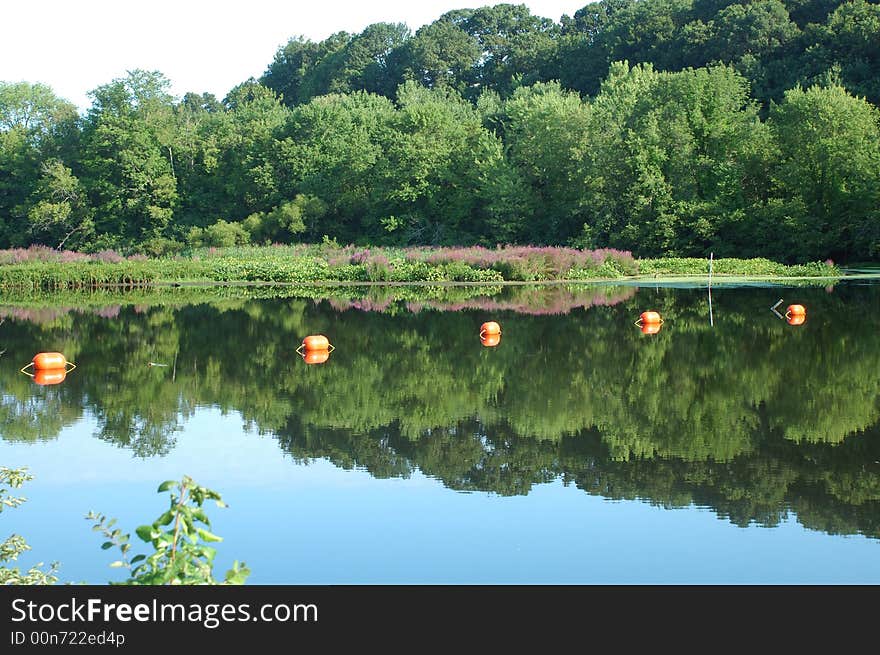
[[2, 281, 880, 584]]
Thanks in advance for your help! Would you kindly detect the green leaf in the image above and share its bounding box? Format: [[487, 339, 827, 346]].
[[130, 554, 145, 564], [196, 528, 223, 543], [224, 561, 250, 585], [109, 561, 125, 568], [157, 480, 177, 493], [101, 541, 113, 550], [135, 525, 153, 542], [201, 545, 218, 562]]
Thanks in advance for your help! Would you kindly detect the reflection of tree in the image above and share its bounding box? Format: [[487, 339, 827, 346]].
[[0, 392, 82, 442], [2, 284, 880, 536]]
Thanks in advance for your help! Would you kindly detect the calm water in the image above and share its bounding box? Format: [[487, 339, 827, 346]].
[[2, 282, 880, 584]]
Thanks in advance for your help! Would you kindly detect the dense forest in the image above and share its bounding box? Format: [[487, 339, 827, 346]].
[[3, 286, 880, 536], [1, 1, 879, 262]]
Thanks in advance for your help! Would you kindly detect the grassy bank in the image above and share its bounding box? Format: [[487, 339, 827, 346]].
[[0, 244, 841, 291]]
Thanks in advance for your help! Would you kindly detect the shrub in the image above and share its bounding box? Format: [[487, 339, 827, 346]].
[[139, 237, 186, 258], [188, 220, 251, 248]]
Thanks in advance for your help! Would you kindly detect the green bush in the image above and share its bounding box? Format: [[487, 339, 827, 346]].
[[138, 237, 186, 258], [188, 220, 251, 249]]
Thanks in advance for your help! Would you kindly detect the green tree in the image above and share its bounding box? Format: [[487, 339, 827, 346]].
[[371, 82, 517, 244], [194, 80, 290, 225], [440, 4, 561, 98], [797, 0, 880, 105], [575, 62, 770, 255], [767, 82, 880, 260], [276, 91, 395, 240], [333, 23, 411, 97], [391, 20, 481, 95], [501, 81, 591, 242], [25, 160, 93, 249], [0, 82, 78, 247], [261, 32, 351, 106], [79, 70, 179, 245]]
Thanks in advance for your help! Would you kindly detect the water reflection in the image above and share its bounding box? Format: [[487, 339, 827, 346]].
[[2, 283, 880, 538]]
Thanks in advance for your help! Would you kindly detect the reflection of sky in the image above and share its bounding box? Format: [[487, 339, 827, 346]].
[[2, 407, 879, 585]]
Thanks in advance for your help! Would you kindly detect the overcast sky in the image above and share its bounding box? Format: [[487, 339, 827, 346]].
[[1, 1, 584, 111]]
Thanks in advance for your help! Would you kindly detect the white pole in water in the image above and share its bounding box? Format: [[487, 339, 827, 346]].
[[708, 252, 714, 327]]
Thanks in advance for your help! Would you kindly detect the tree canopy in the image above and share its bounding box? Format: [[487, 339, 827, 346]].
[[2, 2, 880, 261]]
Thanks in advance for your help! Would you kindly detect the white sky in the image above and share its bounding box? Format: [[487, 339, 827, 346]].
[[1, 1, 584, 111]]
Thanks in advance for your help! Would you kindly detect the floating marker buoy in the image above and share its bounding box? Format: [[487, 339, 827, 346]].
[[635, 311, 663, 332], [33, 352, 68, 370], [784, 304, 806, 325], [481, 333, 501, 347], [33, 369, 67, 385], [296, 335, 335, 354], [21, 352, 76, 381], [302, 335, 330, 351], [302, 350, 331, 365], [480, 321, 501, 337]]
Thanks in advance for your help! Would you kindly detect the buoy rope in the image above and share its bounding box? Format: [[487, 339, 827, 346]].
[[20, 361, 76, 376], [296, 343, 335, 355]]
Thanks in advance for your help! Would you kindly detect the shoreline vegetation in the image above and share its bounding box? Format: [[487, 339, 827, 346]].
[[0, 244, 843, 291]]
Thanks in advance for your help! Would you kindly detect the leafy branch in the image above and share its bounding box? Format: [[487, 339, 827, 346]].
[[87, 475, 249, 585], [0, 467, 60, 585]]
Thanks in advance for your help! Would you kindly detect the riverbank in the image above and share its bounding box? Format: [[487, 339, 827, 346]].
[[0, 244, 843, 290]]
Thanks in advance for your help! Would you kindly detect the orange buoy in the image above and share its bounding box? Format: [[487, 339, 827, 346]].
[[641, 322, 662, 335], [33, 352, 67, 370], [639, 311, 662, 324], [33, 369, 67, 385], [787, 314, 806, 326], [481, 333, 501, 347], [480, 321, 501, 336], [786, 304, 806, 317], [302, 335, 330, 351]]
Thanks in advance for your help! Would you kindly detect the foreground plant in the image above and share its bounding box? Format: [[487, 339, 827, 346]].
[[88, 476, 249, 585], [0, 466, 59, 585]]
